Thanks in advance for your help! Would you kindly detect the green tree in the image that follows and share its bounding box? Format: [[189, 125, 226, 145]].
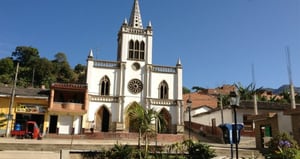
[[11, 46, 40, 67], [52, 52, 75, 83], [188, 140, 216, 159], [234, 82, 263, 101], [183, 86, 191, 94], [34, 58, 55, 87], [74, 64, 86, 83], [109, 144, 134, 159], [10, 46, 41, 87], [0, 57, 14, 84], [127, 102, 166, 158], [279, 89, 291, 104], [192, 86, 207, 93]]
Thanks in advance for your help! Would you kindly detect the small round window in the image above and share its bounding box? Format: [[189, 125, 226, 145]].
[[132, 62, 141, 71]]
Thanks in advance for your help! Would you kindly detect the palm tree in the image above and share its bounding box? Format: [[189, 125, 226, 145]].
[[234, 82, 264, 101], [127, 102, 166, 158]]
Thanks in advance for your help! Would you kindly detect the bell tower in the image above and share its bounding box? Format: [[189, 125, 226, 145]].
[[117, 0, 153, 65]]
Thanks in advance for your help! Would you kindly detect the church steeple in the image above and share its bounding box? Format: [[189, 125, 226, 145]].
[[129, 0, 143, 29]]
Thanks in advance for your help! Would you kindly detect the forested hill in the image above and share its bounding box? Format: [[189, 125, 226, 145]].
[[264, 85, 300, 95], [0, 46, 86, 88]]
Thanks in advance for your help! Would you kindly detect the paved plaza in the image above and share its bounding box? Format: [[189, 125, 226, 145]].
[[0, 136, 262, 159]]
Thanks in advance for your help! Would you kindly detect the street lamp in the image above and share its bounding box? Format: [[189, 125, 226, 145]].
[[186, 97, 192, 140], [229, 88, 240, 159], [186, 97, 192, 159]]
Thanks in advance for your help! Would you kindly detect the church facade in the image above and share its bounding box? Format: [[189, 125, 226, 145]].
[[86, 0, 184, 134]]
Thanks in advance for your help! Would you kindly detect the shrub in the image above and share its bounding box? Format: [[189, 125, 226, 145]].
[[266, 132, 300, 159], [109, 144, 134, 159], [188, 141, 216, 159]]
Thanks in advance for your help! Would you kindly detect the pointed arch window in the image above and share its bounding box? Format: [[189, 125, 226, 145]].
[[159, 80, 169, 99], [129, 40, 134, 59], [140, 41, 145, 60], [128, 40, 145, 60], [99, 76, 110, 96]]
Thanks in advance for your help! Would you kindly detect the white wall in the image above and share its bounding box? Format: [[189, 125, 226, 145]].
[[277, 111, 292, 134]]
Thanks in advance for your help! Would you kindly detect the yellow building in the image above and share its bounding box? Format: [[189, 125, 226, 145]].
[[0, 86, 49, 135]]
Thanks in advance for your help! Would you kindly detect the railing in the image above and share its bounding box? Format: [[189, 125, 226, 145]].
[[150, 99, 177, 106], [93, 60, 120, 68], [152, 65, 177, 73], [90, 95, 119, 103], [52, 83, 87, 89], [51, 102, 85, 111], [122, 26, 150, 35]]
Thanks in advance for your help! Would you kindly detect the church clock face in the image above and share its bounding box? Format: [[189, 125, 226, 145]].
[[128, 79, 143, 94]]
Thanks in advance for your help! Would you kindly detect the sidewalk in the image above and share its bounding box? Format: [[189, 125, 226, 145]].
[[0, 151, 60, 159], [0, 136, 260, 159]]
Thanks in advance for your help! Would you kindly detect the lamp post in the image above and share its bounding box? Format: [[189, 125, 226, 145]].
[[186, 97, 192, 159], [186, 97, 192, 140], [229, 89, 240, 159]]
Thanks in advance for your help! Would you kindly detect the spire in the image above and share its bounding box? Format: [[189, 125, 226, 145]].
[[129, 0, 143, 29], [177, 58, 182, 66], [88, 49, 94, 58], [123, 18, 128, 25]]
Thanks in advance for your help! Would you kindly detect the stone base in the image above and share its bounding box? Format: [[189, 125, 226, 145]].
[[176, 125, 184, 134], [113, 122, 125, 132]]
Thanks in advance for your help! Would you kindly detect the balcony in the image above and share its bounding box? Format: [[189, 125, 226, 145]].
[[94, 60, 120, 68], [90, 95, 119, 103], [49, 102, 86, 114], [152, 65, 177, 74]]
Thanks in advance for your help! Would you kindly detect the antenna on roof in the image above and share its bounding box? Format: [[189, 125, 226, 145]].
[[93, 47, 100, 60], [286, 46, 296, 109]]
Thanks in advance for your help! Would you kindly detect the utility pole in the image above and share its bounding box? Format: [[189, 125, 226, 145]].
[[286, 47, 296, 109], [252, 64, 258, 115], [6, 62, 19, 137], [219, 94, 224, 124]]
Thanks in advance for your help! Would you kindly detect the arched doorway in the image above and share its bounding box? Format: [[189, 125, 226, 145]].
[[96, 106, 110, 132], [159, 108, 172, 134], [125, 102, 142, 133]]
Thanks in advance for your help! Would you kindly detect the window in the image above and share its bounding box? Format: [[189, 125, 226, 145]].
[[159, 81, 168, 99], [140, 41, 145, 59], [100, 76, 110, 96], [128, 40, 145, 60], [129, 40, 134, 59]]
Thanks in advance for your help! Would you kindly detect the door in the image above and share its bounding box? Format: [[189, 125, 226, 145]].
[[59, 115, 73, 134], [101, 108, 109, 132], [49, 115, 58, 133]]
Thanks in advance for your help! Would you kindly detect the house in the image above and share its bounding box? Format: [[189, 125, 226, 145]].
[[183, 87, 293, 142], [283, 106, 300, 144], [48, 83, 88, 135]]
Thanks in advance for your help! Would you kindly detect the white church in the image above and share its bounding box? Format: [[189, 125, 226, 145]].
[[86, 0, 184, 134]]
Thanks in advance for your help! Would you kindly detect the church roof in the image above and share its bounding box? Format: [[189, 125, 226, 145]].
[[129, 0, 143, 29]]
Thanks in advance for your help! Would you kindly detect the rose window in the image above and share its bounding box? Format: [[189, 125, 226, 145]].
[[128, 79, 143, 94]]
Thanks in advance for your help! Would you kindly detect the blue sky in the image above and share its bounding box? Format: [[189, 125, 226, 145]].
[[0, 0, 300, 90]]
